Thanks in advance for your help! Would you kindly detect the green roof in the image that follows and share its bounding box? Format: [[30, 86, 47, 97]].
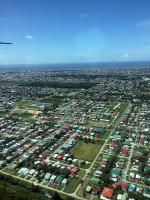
[[91, 177, 100, 184], [144, 166, 150, 172], [55, 176, 63, 184], [85, 185, 92, 192], [95, 128, 105, 134], [110, 168, 121, 176], [112, 168, 122, 171]]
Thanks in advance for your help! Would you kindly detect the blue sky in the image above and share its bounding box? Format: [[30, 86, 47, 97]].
[[0, 0, 150, 64]]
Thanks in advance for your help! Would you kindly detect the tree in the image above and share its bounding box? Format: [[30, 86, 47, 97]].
[[51, 192, 62, 200], [66, 197, 76, 200]]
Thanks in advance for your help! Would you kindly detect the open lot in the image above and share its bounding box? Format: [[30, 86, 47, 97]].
[[70, 140, 104, 161]]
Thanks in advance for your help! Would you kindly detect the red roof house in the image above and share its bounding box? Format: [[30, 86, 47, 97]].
[[70, 167, 78, 175], [64, 124, 70, 129], [101, 187, 114, 199], [57, 154, 64, 159], [113, 182, 128, 191]]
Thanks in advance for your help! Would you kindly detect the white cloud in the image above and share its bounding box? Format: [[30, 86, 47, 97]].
[[136, 19, 150, 28], [25, 35, 35, 40], [121, 54, 131, 59], [0, 54, 8, 60], [78, 13, 88, 19]]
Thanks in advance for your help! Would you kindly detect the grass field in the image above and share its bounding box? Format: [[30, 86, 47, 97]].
[[11, 111, 32, 119], [63, 178, 80, 193], [70, 140, 105, 161], [77, 169, 86, 178]]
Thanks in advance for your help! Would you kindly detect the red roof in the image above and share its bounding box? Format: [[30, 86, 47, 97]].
[[102, 187, 114, 198], [101, 161, 107, 166], [64, 124, 70, 129], [121, 147, 128, 155], [96, 166, 102, 171], [121, 182, 128, 190], [34, 157, 42, 161], [70, 167, 78, 174], [113, 182, 128, 190], [113, 182, 120, 188], [57, 154, 64, 159], [139, 138, 144, 144], [111, 143, 117, 147]]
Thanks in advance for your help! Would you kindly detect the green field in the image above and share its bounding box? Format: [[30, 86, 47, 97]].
[[11, 111, 32, 119], [63, 178, 80, 193], [70, 140, 104, 161]]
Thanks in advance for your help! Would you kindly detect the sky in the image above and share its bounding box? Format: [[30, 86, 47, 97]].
[[0, 0, 150, 64]]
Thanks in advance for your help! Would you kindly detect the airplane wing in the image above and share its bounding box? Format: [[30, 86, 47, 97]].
[[0, 42, 13, 45]]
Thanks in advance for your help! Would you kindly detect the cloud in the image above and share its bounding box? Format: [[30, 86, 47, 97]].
[[121, 54, 132, 59], [136, 19, 150, 28], [25, 35, 35, 40], [0, 54, 8, 59], [77, 13, 88, 19]]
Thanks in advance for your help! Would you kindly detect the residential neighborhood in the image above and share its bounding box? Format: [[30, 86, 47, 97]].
[[0, 67, 150, 200]]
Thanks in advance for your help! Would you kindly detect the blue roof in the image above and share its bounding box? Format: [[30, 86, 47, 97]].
[[128, 183, 136, 190]]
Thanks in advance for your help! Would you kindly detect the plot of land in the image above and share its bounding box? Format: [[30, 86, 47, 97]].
[[70, 140, 104, 161], [63, 178, 80, 193]]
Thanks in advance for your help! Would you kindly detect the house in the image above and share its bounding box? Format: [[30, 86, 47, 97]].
[[117, 193, 128, 200], [121, 147, 129, 156], [128, 183, 136, 191], [61, 178, 67, 185], [70, 167, 78, 175], [95, 127, 105, 134], [110, 167, 122, 177], [56, 154, 64, 159], [100, 187, 114, 200], [44, 173, 51, 181], [50, 175, 56, 182], [64, 124, 70, 129], [143, 187, 150, 198], [129, 172, 135, 179], [101, 161, 108, 168], [94, 170, 102, 177], [91, 177, 100, 185], [113, 182, 128, 191], [85, 185, 92, 193], [18, 167, 29, 176], [29, 169, 36, 176], [92, 186, 100, 195], [55, 176, 63, 184]]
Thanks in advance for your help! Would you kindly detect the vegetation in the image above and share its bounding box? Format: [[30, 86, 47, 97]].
[[18, 81, 96, 89], [70, 140, 104, 161], [11, 112, 32, 118], [0, 179, 49, 200], [63, 178, 80, 193]]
